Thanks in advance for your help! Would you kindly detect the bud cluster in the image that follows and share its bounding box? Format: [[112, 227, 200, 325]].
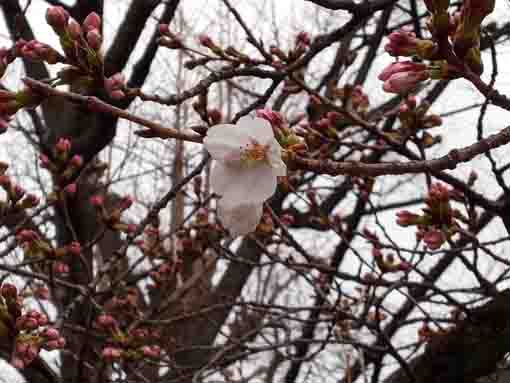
[[15, 39, 62, 65], [380, 95, 443, 148], [363, 230, 410, 274], [0, 46, 16, 78], [0, 164, 40, 219], [395, 182, 468, 250], [0, 88, 43, 135], [0, 284, 65, 370], [39, 138, 84, 200], [90, 194, 136, 234], [270, 31, 312, 67], [15, 229, 81, 272], [93, 312, 162, 363], [379, 0, 495, 93], [46, 7, 103, 64]]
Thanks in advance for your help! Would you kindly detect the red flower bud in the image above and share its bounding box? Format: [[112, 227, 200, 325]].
[[67, 18, 82, 40], [83, 12, 101, 33], [64, 183, 77, 195], [46, 6, 69, 33]]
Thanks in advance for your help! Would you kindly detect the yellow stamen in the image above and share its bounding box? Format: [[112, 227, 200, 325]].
[[240, 140, 269, 167]]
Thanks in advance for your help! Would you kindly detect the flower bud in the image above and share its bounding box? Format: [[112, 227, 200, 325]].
[[86, 29, 102, 51], [198, 34, 214, 48], [158, 24, 170, 35], [102, 347, 122, 361], [90, 195, 104, 207], [67, 241, 81, 256], [46, 6, 69, 33], [1, 283, 17, 299], [64, 183, 77, 196], [67, 18, 82, 40], [83, 12, 101, 33], [423, 229, 445, 250], [55, 138, 71, 154], [69, 154, 83, 168], [53, 262, 70, 274], [42, 327, 60, 340], [396, 210, 421, 226]]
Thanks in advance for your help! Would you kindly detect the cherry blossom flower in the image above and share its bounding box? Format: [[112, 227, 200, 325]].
[[204, 116, 286, 235]]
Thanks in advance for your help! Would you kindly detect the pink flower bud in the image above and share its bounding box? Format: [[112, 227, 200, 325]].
[[384, 29, 418, 57], [83, 12, 102, 33], [53, 262, 70, 274], [70, 154, 83, 168], [26, 344, 39, 360], [296, 31, 311, 46], [109, 90, 125, 100], [39, 154, 51, 168], [1, 283, 18, 299], [141, 345, 161, 358], [57, 337, 66, 348], [96, 314, 116, 329], [15, 342, 28, 354], [45, 6, 69, 32], [119, 196, 134, 210], [64, 183, 77, 195], [90, 195, 104, 207], [0, 174, 10, 188], [396, 210, 420, 226], [13, 185, 26, 200], [102, 347, 122, 361], [55, 138, 71, 153], [37, 314, 48, 326], [207, 108, 222, 124], [158, 24, 170, 35], [86, 29, 102, 50], [256, 109, 284, 128], [423, 229, 445, 250], [382, 71, 429, 94], [67, 18, 82, 40], [372, 247, 383, 259], [16, 229, 39, 244], [67, 241, 81, 256], [42, 327, 60, 340], [378, 61, 427, 81], [198, 34, 214, 48]]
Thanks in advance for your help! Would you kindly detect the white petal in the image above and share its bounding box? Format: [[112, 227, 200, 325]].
[[218, 202, 263, 236], [213, 163, 277, 208], [270, 157, 287, 177], [204, 124, 251, 162], [210, 161, 277, 207], [210, 161, 244, 197], [238, 116, 274, 145]]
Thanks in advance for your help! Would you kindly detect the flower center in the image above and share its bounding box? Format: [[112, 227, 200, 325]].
[[239, 140, 269, 168]]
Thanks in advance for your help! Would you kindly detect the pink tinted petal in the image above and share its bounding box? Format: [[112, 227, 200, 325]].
[[238, 116, 274, 145], [204, 124, 251, 162]]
